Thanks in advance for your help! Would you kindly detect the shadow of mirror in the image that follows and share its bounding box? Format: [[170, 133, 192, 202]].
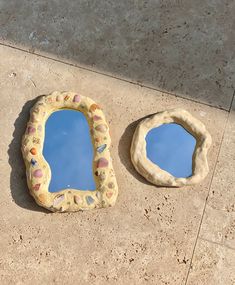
[[118, 115, 155, 186], [43, 109, 96, 193], [8, 97, 50, 212], [0, 1, 233, 109]]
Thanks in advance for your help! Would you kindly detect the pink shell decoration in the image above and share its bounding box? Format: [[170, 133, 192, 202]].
[[97, 157, 109, 168], [32, 183, 41, 191], [106, 192, 113, 198], [56, 94, 63, 101], [33, 169, 43, 178], [74, 196, 81, 204], [95, 124, 107, 133], [27, 126, 36, 134], [93, 115, 102, 121], [73, 94, 81, 103], [53, 195, 65, 207]]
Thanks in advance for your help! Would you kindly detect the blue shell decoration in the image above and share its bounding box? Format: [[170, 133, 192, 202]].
[[31, 158, 37, 166], [97, 144, 107, 153], [86, 196, 95, 205]]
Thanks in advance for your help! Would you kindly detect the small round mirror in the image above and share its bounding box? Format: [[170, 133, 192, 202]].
[[131, 109, 212, 187]]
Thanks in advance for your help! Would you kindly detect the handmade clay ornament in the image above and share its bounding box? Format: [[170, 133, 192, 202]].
[[22, 91, 118, 212], [131, 109, 212, 187]]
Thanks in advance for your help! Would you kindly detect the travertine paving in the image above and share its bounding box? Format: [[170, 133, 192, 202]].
[[0, 43, 233, 284], [186, 100, 235, 285], [0, 0, 235, 280]]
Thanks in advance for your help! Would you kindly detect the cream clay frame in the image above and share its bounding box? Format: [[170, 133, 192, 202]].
[[131, 109, 212, 187], [21, 91, 118, 212]]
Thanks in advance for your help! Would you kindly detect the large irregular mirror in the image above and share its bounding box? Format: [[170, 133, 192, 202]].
[[22, 92, 118, 212], [145, 123, 196, 178], [43, 109, 96, 193], [131, 109, 212, 187]]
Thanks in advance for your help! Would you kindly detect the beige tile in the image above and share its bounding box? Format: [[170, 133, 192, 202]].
[[0, 45, 227, 285], [198, 100, 235, 249], [0, 1, 235, 109], [187, 239, 235, 285], [207, 105, 235, 212], [186, 100, 235, 284], [199, 207, 235, 250]]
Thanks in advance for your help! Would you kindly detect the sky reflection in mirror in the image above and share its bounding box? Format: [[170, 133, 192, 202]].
[[146, 123, 196, 178], [43, 110, 96, 192]]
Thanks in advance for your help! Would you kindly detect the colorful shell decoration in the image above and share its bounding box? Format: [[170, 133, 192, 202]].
[[21, 91, 118, 212]]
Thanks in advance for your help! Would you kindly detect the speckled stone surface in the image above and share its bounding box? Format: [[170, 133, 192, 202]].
[[0, 1, 235, 110], [0, 45, 229, 284], [187, 239, 235, 285], [186, 99, 235, 284]]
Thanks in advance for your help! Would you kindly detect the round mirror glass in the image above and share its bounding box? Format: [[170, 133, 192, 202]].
[[146, 123, 196, 178]]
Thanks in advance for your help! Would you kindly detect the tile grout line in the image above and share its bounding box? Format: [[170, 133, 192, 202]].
[[184, 109, 231, 285], [198, 237, 235, 252], [228, 89, 235, 112], [0, 42, 230, 112]]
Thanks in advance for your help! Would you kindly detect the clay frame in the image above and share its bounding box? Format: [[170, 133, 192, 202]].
[[131, 108, 212, 187], [21, 91, 118, 212]]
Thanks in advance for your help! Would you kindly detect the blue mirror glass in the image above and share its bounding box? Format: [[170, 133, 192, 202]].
[[43, 109, 96, 192], [146, 123, 196, 178]]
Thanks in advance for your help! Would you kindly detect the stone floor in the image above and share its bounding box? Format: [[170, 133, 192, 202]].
[[0, 1, 234, 284]]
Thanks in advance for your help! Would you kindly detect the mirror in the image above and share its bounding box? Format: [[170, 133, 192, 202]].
[[43, 109, 96, 192], [146, 123, 196, 178]]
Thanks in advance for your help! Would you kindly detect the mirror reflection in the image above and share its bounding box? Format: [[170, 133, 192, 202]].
[[146, 123, 196, 178], [43, 109, 96, 192]]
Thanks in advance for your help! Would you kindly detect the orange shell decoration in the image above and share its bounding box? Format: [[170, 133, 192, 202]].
[[89, 104, 101, 112], [30, 147, 37, 155]]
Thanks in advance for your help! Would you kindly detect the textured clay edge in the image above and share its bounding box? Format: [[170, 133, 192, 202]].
[[130, 108, 212, 187], [21, 91, 118, 212]]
